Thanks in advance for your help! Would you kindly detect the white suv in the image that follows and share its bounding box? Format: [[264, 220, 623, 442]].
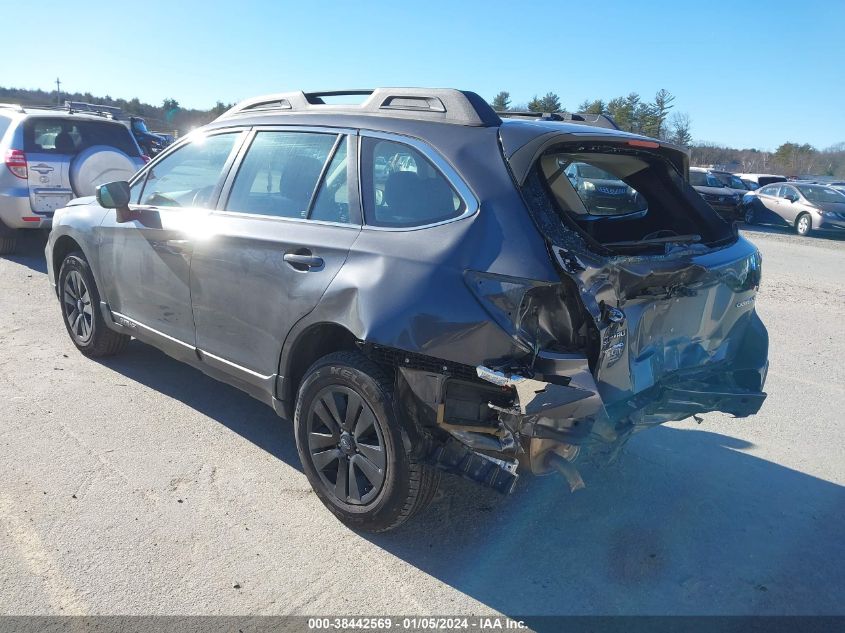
[[0, 103, 145, 254]]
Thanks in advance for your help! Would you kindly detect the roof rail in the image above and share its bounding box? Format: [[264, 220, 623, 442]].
[[63, 101, 124, 119], [218, 88, 501, 127], [0, 103, 25, 113], [498, 110, 619, 130]]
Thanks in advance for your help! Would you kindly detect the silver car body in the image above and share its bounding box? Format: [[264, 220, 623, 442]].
[[743, 182, 845, 233]]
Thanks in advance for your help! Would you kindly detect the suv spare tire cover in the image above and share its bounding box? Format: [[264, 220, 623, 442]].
[[69, 145, 138, 197]]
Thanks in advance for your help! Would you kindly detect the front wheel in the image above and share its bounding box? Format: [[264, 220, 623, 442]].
[[795, 213, 812, 236], [294, 351, 439, 532], [58, 252, 131, 357]]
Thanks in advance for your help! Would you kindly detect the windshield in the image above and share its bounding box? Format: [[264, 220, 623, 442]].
[[689, 171, 724, 187], [797, 185, 845, 204]]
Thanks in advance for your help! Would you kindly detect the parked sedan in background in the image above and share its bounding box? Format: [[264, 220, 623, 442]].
[[735, 173, 787, 191], [743, 182, 845, 236], [826, 181, 845, 195], [689, 167, 743, 220]]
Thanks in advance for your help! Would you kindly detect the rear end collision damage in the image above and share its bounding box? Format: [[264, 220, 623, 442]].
[[375, 137, 768, 497]]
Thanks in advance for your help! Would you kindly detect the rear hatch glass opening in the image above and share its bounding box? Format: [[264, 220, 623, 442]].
[[529, 142, 735, 255]]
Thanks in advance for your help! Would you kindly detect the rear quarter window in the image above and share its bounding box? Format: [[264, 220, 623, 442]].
[[24, 118, 140, 157], [361, 137, 464, 228]]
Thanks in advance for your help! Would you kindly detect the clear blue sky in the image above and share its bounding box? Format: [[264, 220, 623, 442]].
[[3, 0, 843, 150]]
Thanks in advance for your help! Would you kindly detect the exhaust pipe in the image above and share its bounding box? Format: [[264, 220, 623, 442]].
[[546, 452, 586, 492]]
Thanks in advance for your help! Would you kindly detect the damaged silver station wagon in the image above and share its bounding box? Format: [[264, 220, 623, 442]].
[[45, 88, 769, 532]]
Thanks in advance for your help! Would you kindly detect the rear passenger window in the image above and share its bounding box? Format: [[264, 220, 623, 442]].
[[362, 138, 464, 228], [139, 133, 239, 208], [226, 131, 336, 219]]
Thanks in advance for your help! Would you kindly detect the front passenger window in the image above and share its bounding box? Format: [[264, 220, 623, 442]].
[[139, 133, 240, 208]]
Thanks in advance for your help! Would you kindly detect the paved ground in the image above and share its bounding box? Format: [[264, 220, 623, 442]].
[[1, 226, 843, 617]]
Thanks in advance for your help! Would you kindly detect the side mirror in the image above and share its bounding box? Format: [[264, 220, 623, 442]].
[[96, 181, 133, 222], [786, 194, 798, 203]]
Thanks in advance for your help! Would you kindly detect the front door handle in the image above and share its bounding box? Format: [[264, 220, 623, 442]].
[[284, 252, 324, 270]]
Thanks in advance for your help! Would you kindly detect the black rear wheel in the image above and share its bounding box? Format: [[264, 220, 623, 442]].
[[0, 220, 16, 255], [744, 204, 756, 225], [294, 351, 439, 532]]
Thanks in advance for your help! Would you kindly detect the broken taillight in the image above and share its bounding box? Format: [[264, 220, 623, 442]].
[[4, 149, 27, 179]]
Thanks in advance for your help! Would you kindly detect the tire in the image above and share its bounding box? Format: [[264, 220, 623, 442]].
[[0, 234, 16, 255], [795, 213, 812, 236], [744, 204, 756, 225], [294, 351, 440, 532], [58, 252, 130, 357]]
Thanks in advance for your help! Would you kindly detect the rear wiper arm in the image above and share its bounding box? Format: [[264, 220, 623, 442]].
[[604, 234, 702, 249]]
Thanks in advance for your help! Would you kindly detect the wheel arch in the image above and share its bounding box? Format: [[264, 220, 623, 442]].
[[52, 234, 87, 291], [279, 321, 359, 410]]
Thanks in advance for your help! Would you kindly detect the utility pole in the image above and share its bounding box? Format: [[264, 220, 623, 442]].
[[55, 77, 61, 106]]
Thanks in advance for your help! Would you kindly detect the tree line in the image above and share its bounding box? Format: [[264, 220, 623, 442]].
[[490, 89, 845, 178], [0, 86, 229, 136], [689, 142, 845, 179], [490, 89, 692, 146], [4, 85, 842, 178]]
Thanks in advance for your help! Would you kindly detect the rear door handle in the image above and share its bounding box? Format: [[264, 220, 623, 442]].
[[284, 252, 324, 270]]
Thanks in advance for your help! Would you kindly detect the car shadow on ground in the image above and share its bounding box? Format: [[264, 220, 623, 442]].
[[98, 341, 301, 468], [367, 426, 845, 620], [98, 341, 845, 620], [2, 229, 49, 274]]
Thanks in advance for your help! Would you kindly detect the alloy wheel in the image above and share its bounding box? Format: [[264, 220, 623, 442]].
[[797, 215, 810, 235], [63, 270, 94, 343], [306, 386, 387, 506]]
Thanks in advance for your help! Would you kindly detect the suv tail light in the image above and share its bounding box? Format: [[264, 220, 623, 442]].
[[5, 149, 27, 179], [141, 154, 151, 163]]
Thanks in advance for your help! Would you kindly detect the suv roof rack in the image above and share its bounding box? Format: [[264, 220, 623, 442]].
[[0, 103, 26, 113], [63, 101, 124, 119], [218, 88, 502, 127], [498, 111, 619, 130]]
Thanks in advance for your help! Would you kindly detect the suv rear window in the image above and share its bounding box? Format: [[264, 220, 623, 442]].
[[361, 138, 464, 228], [24, 118, 140, 157], [530, 144, 732, 253]]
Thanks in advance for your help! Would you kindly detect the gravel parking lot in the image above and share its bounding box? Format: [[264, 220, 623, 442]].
[[1, 227, 843, 617]]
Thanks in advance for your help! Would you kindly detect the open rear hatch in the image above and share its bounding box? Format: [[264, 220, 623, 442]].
[[487, 125, 769, 460]]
